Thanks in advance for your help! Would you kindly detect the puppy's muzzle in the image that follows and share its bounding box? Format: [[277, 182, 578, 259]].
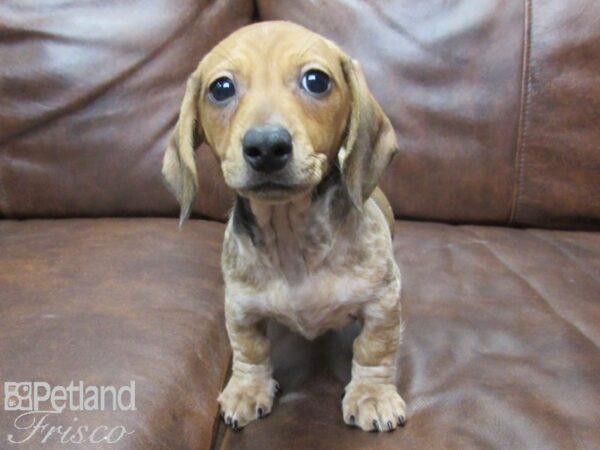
[[242, 125, 292, 174]]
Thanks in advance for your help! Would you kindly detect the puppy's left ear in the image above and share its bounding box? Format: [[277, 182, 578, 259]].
[[341, 58, 399, 210], [162, 72, 203, 226]]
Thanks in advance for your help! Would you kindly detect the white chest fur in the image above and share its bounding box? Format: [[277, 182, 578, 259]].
[[234, 267, 374, 339]]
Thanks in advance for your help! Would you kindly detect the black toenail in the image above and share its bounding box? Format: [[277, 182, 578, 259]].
[[258, 408, 264, 418], [233, 419, 239, 430], [226, 416, 232, 426], [398, 416, 406, 426], [349, 415, 355, 426], [387, 420, 393, 431], [373, 420, 379, 431]]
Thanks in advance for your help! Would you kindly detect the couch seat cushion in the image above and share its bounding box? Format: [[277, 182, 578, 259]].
[[217, 221, 600, 450], [0, 218, 229, 450]]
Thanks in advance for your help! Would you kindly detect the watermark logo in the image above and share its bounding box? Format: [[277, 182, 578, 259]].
[[3, 381, 136, 445], [5, 383, 32, 411]]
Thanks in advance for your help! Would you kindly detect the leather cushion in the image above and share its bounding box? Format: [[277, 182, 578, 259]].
[[0, 219, 230, 450], [216, 220, 600, 449], [257, 0, 600, 229], [0, 0, 248, 221], [3, 1, 599, 229]]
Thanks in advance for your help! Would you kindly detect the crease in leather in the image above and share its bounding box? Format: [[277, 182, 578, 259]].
[[528, 230, 600, 285], [534, 230, 600, 257], [0, 23, 80, 44], [364, 1, 468, 66], [509, 0, 533, 225], [0, 3, 207, 148], [463, 226, 599, 350]]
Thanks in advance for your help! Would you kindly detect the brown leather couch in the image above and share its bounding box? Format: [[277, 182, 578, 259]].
[[1, 1, 599, 449]]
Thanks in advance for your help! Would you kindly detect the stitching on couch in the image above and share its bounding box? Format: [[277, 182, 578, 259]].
[[508, 0, 533, 225]]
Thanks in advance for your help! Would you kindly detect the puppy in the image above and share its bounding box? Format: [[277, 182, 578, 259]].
[[163, 21, 405, 433]]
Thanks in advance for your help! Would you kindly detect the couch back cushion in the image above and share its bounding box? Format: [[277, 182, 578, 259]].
[[257, 0, 600, 229], [0, 0, 245, 220], [1, 0, 598, 229]]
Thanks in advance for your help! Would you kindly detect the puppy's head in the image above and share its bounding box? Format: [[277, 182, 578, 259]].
[[163, 21, 397, 223]]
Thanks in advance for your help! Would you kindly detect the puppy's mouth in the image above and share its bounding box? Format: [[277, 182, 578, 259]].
[[238, 179, 312, 202], [246, 181, 297, 192], [222, 148, 327, 203]]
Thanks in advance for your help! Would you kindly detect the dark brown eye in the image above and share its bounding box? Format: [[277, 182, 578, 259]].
[[209, 77, 236, 103], [301, 69, 331, 96]]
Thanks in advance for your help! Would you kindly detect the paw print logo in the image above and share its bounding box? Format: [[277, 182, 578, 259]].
[[4, 382, 32, 411]]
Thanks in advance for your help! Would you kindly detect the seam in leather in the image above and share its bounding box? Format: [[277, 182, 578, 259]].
[[509, 0, 533, 225], [251, 0, 259, 21], [0, 149, 9, 218], [209, 352, 232, 450]]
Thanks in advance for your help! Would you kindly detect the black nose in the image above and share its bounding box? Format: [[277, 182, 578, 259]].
[[242, 126, 292, 173]]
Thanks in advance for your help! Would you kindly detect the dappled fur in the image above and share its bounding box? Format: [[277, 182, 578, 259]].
[[163, 21, 405, 432]]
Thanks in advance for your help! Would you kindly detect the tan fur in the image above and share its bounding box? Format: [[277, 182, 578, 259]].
[[163, 21, 406, 432], [372, 186, 395, 235]]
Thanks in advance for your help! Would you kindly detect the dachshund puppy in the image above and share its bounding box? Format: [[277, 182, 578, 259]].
[[163, 21, 405, 432]]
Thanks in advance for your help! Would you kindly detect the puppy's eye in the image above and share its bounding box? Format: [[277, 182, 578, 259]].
[[208, 77, 236, 103], [301, 70, 331, 96]]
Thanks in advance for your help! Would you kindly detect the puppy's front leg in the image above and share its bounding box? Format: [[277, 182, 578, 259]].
[[343, 292, 406, 432], [218, 301, 278, 429]]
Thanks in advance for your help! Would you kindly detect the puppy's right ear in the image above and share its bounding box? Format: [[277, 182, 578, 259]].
[[162, 73, 203, 226]]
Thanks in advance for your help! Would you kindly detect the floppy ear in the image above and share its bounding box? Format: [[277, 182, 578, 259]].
[[162, 73, 203, 226], [340, 58, 399, 210]]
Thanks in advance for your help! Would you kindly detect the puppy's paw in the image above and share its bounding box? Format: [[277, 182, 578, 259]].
[[342, 381, 406, 432], [218, 375, 279, 430]]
